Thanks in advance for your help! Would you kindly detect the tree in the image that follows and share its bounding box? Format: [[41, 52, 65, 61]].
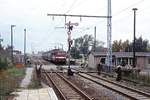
[[112, 40, 129, 52], [112, 36, 150, 52], [70, 34, 104, 59], [127, 36, 149, 52], [112, 40, 122, 52], [135, 37, 149, 52]]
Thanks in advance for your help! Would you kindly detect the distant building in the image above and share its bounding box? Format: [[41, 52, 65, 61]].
[[88, 52, 150, 70], [0, 48, 24, 65], [13, 50, 24, 64], [0, 48, 10, 62]]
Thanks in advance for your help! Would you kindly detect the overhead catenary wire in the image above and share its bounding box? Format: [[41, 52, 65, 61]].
[[113, 0, 145, 16], [86, 0, 146, 29], [66, 0, 79, 13], [65, 0, 91, 14]]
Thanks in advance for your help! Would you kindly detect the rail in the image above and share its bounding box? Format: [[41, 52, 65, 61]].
[[42, 69, 93, 100], [43, 70, 67, 100], [78, 73, 150, 100]]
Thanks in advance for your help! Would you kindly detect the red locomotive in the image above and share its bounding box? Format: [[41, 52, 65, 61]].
[[42, 49, 67, 64]]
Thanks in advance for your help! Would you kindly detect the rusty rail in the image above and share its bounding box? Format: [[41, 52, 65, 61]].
[[78, 73, 150, 100], [43, 69, 93, 100], [43, 70, 67, 100]]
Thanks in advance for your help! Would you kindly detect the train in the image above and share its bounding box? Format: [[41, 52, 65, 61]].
[[42, 49, 67, 64]]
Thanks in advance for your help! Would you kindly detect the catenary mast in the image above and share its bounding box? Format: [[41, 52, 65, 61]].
[[106, 0, 112, 72]]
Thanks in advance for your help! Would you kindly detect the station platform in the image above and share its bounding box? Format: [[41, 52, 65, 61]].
[[13, 88, 58, 100]]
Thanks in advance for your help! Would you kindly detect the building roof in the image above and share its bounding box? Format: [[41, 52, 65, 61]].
[[91, 52, 150, 58]]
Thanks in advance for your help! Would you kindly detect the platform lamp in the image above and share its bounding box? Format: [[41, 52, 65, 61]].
[[132, 8, 137, 68], [11, 25, 16, 64]]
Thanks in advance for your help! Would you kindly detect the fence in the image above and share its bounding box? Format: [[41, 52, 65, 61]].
[[100, 64, 150, 84], [127, 71, 150, 84]]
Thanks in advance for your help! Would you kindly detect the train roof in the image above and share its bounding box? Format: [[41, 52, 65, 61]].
[[43, 49, 66, 54]]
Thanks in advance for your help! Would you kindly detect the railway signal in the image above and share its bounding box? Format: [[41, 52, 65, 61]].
[[47, 10, 112, 71], [66, 21, 78, 76]]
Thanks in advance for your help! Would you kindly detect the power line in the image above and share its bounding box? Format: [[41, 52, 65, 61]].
[[86, 0, 145, 29], [113, 0, 145, 17], [66, 0, 79, 13], [65, 0, 90, 13]]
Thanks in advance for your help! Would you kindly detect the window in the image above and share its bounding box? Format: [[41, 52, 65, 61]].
[[100, 58, 105, 64]]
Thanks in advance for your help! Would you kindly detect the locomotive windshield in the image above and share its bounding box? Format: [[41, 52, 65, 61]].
[[57, 52, 66, 56]]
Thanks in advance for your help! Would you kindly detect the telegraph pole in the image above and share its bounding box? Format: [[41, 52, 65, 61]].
[[94, 26, 96, 52], [24, 29, 26, 66], [132, 8, 137, 68], [11, 25, 16, 64]]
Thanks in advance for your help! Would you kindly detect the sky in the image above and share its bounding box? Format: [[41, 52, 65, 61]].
[[0, 0, 150, 53]]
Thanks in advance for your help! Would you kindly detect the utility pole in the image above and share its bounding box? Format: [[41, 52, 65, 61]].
[[94, 26, 96, 52], [132, 8, 137, 68], [24, 29, 26, 66], [11, 25, 16, 64], [106, 0, 112, 72]]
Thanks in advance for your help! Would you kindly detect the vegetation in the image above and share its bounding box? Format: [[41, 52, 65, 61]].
[[28, 69, 42, 89], [112, 40, 130, 52], [0, 67, 25, 99], [0, 58, 8, 70], [0, 44, 12, 71], [112, 36, 150, 52], [70, 34, 104, 59], [71, 35, 150, 56], [7, 67, 25, 77]]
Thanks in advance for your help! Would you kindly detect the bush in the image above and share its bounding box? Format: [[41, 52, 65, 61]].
[[0, 58, 8, 70], [0, 67, 26, 99], [0, 70, 17, 99]]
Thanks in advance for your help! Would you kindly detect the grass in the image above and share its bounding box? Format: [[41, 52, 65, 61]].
[[27, 69, 42, 89], [7, 67, 25, 77], [0, 67, 26, 99]]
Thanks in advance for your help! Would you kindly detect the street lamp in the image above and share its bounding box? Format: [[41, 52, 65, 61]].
[[24, 29, 26, 66], [11, 25, 16, 64], [132, 8, 137, 68]]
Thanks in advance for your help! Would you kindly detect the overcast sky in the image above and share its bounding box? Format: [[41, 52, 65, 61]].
[[0, 0, 150, 53]]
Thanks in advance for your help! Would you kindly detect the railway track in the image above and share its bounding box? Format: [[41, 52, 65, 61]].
[[42, 69, 93, 100], [71, 67, 150, 87], [40, 63, 150, 100], [76, 72, 150, 100]]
